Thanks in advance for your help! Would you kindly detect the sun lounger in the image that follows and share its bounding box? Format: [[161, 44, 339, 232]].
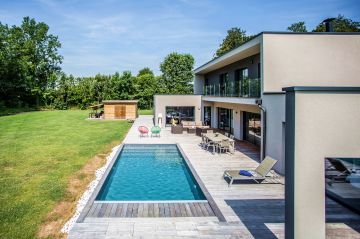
[[223, 156, 278, 186], [326, 158, 352, 185]]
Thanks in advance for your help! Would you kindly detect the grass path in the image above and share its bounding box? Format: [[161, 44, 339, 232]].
[[138, 109, 153, 115], [0, 110, 132, 239]]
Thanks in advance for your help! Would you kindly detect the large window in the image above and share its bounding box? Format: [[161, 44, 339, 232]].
[[236, 68, 260, 98], [243, 112, 261, 147], [219, 73, 229, 96], [165, 106, 195, 126], [204, 106, 211, 126], [217, 107, 233, 133]]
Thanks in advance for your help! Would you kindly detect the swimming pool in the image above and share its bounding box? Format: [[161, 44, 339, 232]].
[[96, 144, 206, 201]]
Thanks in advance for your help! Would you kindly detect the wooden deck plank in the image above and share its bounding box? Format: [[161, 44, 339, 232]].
[[110, 203, 117, 217], [199, 203, 210, 216], [174, 203, 181, 217], [194, 203, 204, 216], [164, 203, 170, 217], [188, 202, 197, 217], [125, 203, 133, 217], [104, 203, 113, 217], [204, 203, 215, 216], [142, 203, 148, 217], [153, 203, 159, 217], [132, 203, 139, 217], [184, 203, 193, 217], [87, 204, 98, 217], [169, 203, 175, 217], [159, 203, 165, 217], [115, 203, 123, 217], [137, 203, 144, 217], [148, 203, 154, 217], [179, 203, 187, 217], [120, 203, 128, 217], [98, 203, 108, 217]]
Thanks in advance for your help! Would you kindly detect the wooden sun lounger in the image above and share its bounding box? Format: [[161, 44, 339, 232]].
[[223, 156, 278, 186]]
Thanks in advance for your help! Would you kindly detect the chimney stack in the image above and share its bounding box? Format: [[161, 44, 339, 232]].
[[322, 18, 336, 32]]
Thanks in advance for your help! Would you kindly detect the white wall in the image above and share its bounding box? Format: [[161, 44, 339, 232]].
[[262, 94, 286, 174], [263, 34, 360, 92], [154, 95, 202, 127], [287, 91, 360, 239]]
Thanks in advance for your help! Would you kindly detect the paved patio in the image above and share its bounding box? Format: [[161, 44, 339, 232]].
[[68, 116, 360, 239]]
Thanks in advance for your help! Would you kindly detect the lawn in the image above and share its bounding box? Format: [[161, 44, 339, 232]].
[[138, 109, 153, 115], [0, 110, 132, 239]]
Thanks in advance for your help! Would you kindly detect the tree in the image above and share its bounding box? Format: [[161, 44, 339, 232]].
[[160, 52, 194, 94], [287, 21, 308, 32], [215, 27, 254, 57], [137, 67, 154, 77], [0, 17, 62, 107], [313, 15, 360, 32]]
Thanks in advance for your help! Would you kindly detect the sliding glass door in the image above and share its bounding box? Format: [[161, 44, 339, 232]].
[[165, 106, 195, 126], [243, 112, 261, 147], [217, 108, 233, 134], [204, 106, 211, 126]]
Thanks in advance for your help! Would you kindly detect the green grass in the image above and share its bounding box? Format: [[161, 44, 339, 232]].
[[138, 109, 153, 115], [0, 107, 39, 117], [0, 110, 132, 239]]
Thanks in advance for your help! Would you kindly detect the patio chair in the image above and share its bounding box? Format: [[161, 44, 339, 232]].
[[218, 139, 231, 154], [223, 156, 278, 186], [207, 129, 214, 134], [200, 134, 208, 148], [225, 132, 229, 137], [138, 126, 149, 137], [151, 125, 161, 137], [229, 135, 235, 139]]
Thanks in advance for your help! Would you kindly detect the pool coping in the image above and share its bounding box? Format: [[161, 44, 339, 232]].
[[176, 143, 226, 222], [76, 144, 124, 223], [76, 143, 226, 223]]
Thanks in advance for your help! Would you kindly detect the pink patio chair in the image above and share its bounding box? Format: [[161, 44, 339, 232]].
[[138, 126, 149, 137]]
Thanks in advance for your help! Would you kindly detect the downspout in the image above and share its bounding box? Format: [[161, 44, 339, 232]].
[[256, 99, 266, 161]]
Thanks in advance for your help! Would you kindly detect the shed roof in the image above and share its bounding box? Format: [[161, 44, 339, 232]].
[[102, 100, 139, 104]]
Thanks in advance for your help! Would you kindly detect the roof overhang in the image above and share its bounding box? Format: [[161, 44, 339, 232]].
[[102, 100, 139, 104], [195, 34, 262, 75]]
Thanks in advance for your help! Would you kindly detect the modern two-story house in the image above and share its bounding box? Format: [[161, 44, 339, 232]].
[[155, 31, 360, 175]]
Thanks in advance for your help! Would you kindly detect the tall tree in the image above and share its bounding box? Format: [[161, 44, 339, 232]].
[[287, 21, 308, 32], [160, 52, 194, 94], [215, 27, 253, 57], [0, 17, 62, 107], [137, 67, 154, 77], [313, 15, 360, 32]]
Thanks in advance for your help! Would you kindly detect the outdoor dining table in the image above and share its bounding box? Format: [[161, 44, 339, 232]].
[[203, 133, 235, 153]]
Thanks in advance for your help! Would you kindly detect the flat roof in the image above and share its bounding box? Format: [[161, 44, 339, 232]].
[[194, 31, 360, 74], [102, 100, 138, 104]]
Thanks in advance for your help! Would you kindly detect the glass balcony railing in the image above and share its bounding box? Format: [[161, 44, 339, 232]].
[[203, 78, 261, 98]]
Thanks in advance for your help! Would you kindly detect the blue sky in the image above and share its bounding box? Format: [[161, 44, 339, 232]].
[[1, 0, 359, 76]]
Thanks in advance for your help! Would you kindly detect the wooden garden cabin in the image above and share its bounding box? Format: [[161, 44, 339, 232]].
[[102, 100, 138, 120]]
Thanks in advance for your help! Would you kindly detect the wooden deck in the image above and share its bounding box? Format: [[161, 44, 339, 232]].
[[86, 202, 215, 218], [68, 116, 359, 239]]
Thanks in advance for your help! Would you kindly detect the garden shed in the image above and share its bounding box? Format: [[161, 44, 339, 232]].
[[102, 100, 138, 120]]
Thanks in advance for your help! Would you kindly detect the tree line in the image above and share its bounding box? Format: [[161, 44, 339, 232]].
[[1, 15, 358, 111], [0, 17, 194, 110]]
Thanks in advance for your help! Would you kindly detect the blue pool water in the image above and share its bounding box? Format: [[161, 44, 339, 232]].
[[96, 144, 206, 201]]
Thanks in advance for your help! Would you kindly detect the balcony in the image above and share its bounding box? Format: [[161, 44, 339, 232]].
[[204, 78, 261, 98]]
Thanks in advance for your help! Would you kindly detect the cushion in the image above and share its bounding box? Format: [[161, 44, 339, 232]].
[[239, 170, 252, 177]]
